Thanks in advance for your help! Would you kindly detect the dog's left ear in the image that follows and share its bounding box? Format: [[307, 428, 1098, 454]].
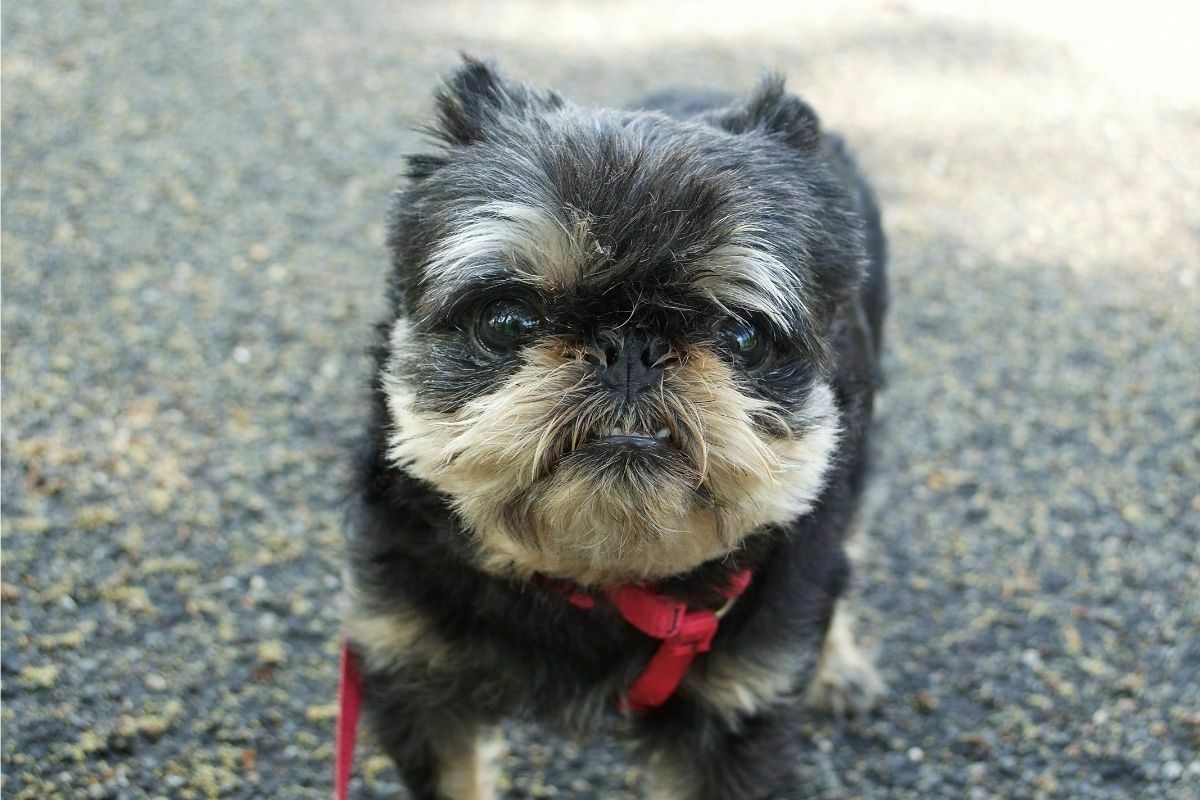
[[431, 56, 564, 147], [715, 75, 821, 152]]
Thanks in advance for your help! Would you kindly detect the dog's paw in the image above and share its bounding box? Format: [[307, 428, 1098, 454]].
[[805, 611, 886, 717]]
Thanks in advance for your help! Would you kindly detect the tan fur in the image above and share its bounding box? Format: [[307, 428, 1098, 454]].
[[383, 317, 840, 585], [343, 604, 455, 677], [417, 202, 591, 315], [694, 240, 806, 329], [341, 568, 460, 675], [644, 753, 699, 800], [432, 725, 505, 800], [804, 603, 886, 716], [682, 647, 814, 730]]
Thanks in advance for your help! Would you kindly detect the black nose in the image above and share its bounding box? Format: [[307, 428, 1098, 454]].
[[593, 330, 670, 400]]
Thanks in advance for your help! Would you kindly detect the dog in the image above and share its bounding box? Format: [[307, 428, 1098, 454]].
[[343, 57, 888, 800]]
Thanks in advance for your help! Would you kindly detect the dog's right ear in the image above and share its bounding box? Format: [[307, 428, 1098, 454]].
[[430, 56, 563, 147], [714, 75, 822, 152]]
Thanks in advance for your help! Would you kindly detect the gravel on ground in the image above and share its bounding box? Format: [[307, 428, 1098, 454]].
[[2, 2, 1198, 798]]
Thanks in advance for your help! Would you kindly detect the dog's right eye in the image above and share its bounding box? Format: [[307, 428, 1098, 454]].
[[475, 299, 541, 353]]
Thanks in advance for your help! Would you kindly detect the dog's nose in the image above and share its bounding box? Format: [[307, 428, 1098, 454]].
[[592, 330, 670, 400]]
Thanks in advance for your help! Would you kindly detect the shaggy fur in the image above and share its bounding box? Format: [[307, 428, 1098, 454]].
[[344, 57, 888, 800]]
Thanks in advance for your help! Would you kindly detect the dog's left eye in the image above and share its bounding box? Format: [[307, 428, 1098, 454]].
[[475, 299, 542, 353], [716, 317, 770, 368]]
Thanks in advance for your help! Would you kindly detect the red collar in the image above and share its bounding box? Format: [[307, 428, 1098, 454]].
[[548, 569, 754, 712], [333, 570, 752, 798]]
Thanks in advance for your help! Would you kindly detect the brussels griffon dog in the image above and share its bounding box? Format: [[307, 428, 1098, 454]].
[[344, 58, 888, 800]]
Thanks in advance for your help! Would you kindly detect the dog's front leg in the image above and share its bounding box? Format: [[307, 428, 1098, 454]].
[[362, 683, 504, 800], [345, 607, 506, 800], [638, 602, 884, 800]]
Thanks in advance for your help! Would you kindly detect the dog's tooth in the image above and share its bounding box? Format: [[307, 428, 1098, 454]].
[[655, 427, 670, 439], [611, 427, 623, 437]]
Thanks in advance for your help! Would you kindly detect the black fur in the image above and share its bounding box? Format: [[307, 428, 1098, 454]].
[[346, 58, 887, 800]]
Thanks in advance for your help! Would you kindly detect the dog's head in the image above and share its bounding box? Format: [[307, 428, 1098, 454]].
[[382, 59, 868, 584]]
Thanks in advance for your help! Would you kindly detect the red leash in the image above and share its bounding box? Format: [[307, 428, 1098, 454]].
[[335, 642, 362, 800], [333, 569, 752, 797]]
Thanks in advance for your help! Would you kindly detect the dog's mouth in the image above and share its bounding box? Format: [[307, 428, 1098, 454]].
[[590, 425, 674, 449], [538, 419, 690, 477]]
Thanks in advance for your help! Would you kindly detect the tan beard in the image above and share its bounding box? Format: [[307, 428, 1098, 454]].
[[382, 318, 840, 586]]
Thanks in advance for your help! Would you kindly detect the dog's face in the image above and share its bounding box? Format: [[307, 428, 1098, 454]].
[[382, 61, 867, 584]]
